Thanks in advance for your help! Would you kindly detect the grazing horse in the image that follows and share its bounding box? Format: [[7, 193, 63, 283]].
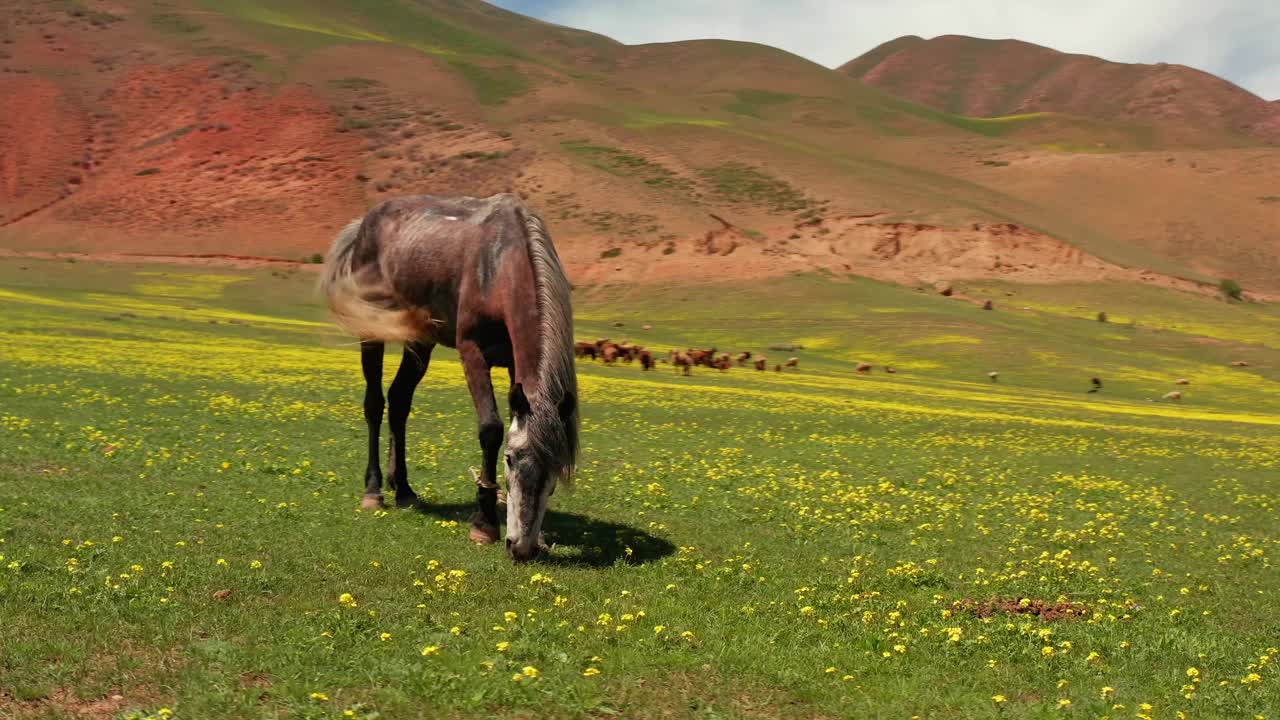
[[784, 357, 799, 370], [574, 341, 598, 360], [319, 193, 579, 563], [639, 349, 654, 371], [855, 362, 873, 374], [736, 351, 752, 366], [754, 356, 768, 371], [601, 345, 620, 364]]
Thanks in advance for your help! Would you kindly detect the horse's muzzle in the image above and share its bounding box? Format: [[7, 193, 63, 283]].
[[506, 537, 541, 563]]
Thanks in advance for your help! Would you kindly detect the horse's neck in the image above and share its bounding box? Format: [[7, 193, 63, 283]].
[[505, 273, 544, 393]]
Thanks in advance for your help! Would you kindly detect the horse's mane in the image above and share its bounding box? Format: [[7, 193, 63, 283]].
[[519, 205, 580, 482]]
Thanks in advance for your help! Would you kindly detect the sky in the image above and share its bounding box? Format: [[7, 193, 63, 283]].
[[489, 0, 1280, 100]]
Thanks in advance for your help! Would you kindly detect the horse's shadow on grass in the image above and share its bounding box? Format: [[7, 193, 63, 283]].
[[412, 502, 675, 568]]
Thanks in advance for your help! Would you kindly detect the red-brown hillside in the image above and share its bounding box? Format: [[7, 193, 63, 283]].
[[841, 35, 1280, 144], [2, 2, 1279, 295]]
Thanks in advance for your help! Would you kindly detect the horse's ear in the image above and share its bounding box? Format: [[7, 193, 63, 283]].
[[510, 383, 530, 417], [558, 391, 576, 423]]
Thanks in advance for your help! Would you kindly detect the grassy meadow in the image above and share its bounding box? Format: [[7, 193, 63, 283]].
[[1, 258, 1278, 719]]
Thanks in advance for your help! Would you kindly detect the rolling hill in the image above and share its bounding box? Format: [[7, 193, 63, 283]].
[[840, 34, 1280, 145], [2, 1, 1278, 295]]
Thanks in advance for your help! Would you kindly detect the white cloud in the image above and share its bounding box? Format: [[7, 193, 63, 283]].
[[496, 0, 1280, 99]]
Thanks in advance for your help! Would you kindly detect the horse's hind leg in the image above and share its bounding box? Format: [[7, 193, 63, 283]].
[[386, 342, 433, 508], [359, 340, 386, 510]]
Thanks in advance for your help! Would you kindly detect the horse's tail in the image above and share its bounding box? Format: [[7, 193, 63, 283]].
[[318, 216, 425, 343]]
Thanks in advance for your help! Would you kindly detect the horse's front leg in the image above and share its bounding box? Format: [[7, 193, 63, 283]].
[[386, 342, 433, 508], [359, 340, 386, 510], [457, 340, 503, 544]]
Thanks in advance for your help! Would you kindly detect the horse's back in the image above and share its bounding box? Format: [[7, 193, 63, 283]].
[[364, 193, 535, 346]]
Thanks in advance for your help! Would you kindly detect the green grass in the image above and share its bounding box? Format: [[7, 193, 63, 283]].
[[697, 162, 810, 213], [2, 261, 1279, 720], [560, 141, 692, 193], [150, 12, 204, 35], [446, 61, 528, 106], [204, 0, 523, 59], [724, 89, 797, 118], [329, 77, 383, 91]]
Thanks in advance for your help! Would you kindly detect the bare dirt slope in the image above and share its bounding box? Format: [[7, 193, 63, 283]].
[[1, 1, 1277, 295]]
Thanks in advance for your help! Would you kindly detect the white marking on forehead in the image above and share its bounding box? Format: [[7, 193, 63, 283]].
[[508, 415, 529, 448]]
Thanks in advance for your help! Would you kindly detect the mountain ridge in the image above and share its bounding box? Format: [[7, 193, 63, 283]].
[[840, 34, 1280, 144], [1, 1, 1277, 293]]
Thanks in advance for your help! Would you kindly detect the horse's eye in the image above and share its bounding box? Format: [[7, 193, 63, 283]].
[[504, 453, 513, 468]]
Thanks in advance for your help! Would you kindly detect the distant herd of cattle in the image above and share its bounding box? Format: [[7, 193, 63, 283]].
[[574, 338, 823, 375], [574, 338, 1250, 399]]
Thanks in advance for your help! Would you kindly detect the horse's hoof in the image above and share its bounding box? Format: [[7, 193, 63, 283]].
[[394, 492, 420, 509], [469, 524, 500, 545], [360, 494, 385, 510]]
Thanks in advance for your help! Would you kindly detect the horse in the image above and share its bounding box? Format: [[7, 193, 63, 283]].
[[574, 341, 598, 360], [319, 192, 579, 563], [639, 349, 654, 371], [736, 351, 752, 366], [601, 344, 620, 364], [671, 351, 693, 376], [783, 357, 799, 370], [754, 356, 768, 371], [855, 362, 873, 374]]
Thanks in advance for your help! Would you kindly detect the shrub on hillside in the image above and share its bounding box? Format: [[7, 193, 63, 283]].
[[1219, 278, 1244, 301]]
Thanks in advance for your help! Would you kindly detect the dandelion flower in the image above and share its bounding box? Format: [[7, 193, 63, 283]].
[[421, 645, 439, 656], [992, 695, 1007, 704], [522, 666, 539, 678], [338, 593, 357, 608], [310, 692, 329, 701], [583, 667, 601, 677], [496, 641, 510, 652]]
